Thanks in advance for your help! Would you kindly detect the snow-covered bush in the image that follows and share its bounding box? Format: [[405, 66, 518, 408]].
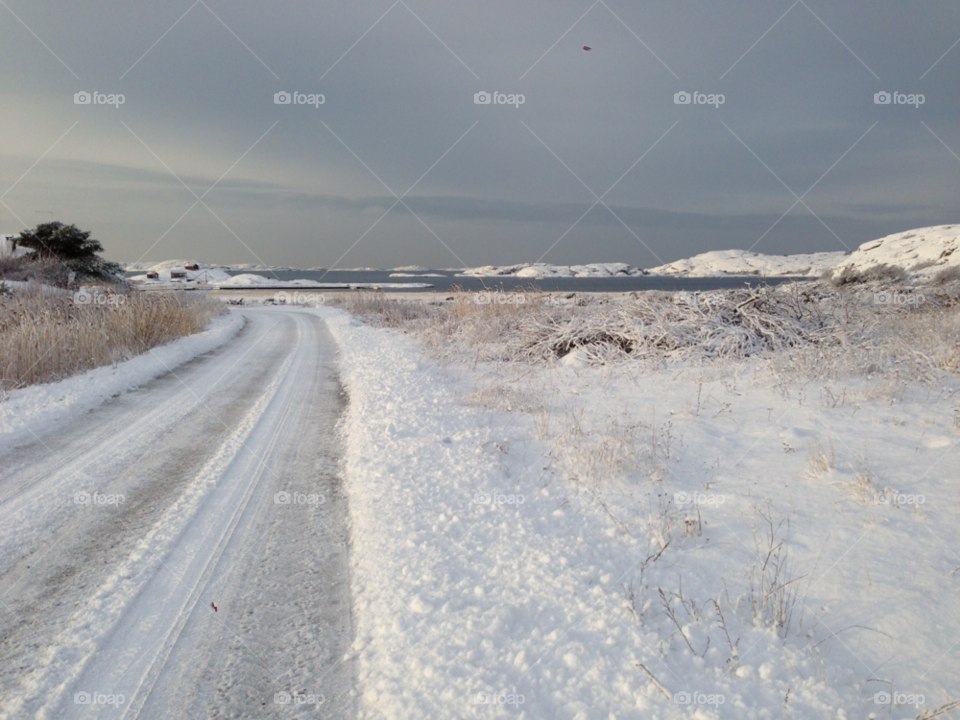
[[338, 282, 960, 384]]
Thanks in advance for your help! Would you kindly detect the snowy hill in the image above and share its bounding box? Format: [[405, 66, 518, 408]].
[[649, 249, 846, 277], [458, 262, 644, 278], [829, 224, 960, 281]]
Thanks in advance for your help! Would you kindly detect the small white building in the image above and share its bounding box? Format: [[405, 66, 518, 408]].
[[1, 234, 31, 258]]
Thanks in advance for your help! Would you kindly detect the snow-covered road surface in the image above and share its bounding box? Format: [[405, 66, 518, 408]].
[[0, 309, 354, 719]]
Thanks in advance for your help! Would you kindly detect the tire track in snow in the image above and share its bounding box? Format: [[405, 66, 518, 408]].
[[0, 311, 355, 720], [5, 327, 297, 720]]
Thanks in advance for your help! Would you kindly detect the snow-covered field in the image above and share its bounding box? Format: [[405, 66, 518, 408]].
[[315, 288, 960, 719]]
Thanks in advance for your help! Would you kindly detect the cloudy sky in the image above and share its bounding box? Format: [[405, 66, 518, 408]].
[[1, 0, 958, 269]]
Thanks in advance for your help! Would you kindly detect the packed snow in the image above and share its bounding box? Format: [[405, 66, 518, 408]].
[[0, 310, 354, 719]]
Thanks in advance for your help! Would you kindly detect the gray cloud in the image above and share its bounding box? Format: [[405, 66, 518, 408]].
[[1, 0, 958, 267]]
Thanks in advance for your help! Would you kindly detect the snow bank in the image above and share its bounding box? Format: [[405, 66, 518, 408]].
[[0, 312, 243, 454], [830, 224, 960, 281], [649, 249, 845, 277]]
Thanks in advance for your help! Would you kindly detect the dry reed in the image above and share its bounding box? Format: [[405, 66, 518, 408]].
[[0, 282, 223, 390]]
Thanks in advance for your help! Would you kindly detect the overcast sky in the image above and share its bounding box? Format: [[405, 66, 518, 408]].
[[1, 0, 958, 268]]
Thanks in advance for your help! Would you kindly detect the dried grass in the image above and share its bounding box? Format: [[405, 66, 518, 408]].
[[0, 283, 224, 390], [807, 436, 835, 477], [749, 505, 804, 637]]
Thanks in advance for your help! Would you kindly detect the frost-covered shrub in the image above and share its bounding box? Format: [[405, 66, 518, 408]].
[[338, 282, 960, 382], [826, 262, 908, 286]]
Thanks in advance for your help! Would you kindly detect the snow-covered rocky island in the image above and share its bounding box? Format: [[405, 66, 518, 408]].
[[458, 262, 646, 277], [648, 249, 845, 277], [826, 223, 960, 282]]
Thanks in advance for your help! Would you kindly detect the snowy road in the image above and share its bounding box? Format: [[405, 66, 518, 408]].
[[0, 309, 355, 719]]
